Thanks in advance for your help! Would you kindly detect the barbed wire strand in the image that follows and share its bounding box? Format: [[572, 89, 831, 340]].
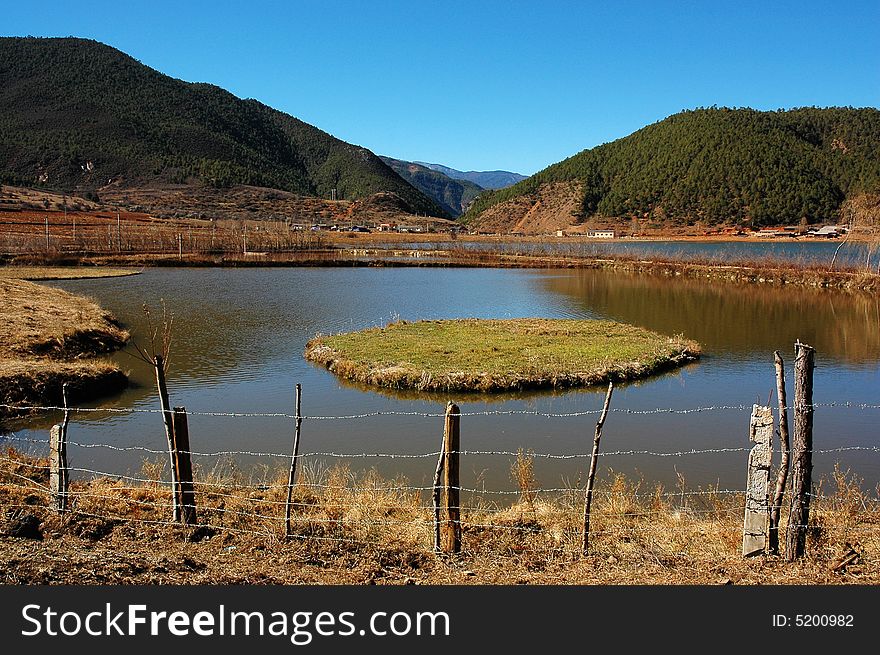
[[3, 434, 878, 461], [5, 462, 875, 504]]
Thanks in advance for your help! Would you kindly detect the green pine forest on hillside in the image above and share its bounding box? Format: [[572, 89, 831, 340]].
[[466, 107, 880, 227], [380, 156, 484, 217], [3, 38, 878, 229], [0, 37, 447, 217]]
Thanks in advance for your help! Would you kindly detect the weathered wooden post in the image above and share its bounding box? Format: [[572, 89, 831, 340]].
[[786, 342, 815, 561], [284, 384, 303, 540], [768, 351, 790, 555], [582, 381, 614, 556], [437, 401, 461, 554], [432, 430, 445, 554], [154, 353, 180, 522], [171, 407, 197, 525], [49, 383, 72, 513], [742, 405, 773, 556], [49, 425, 69, 512]]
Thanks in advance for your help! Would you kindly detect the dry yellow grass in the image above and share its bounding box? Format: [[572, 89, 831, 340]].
[[0, 453, 876, 585], [0, 278, 129, 412], [0, 266, 141, 280]]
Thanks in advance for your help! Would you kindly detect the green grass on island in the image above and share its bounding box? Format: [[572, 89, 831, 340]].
[[304, 318, 701, 392]]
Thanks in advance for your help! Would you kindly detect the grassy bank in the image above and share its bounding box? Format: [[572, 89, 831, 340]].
[[0, 265, 141, 280], [0, 450, 876, 584], [0, 278, 129, 415], [305, 319, 700, 392]]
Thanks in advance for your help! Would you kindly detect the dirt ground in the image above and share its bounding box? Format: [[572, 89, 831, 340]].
[[1, 454, 876, 585]]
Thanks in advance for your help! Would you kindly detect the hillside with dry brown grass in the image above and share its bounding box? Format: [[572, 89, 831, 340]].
[[468, 181, 585, 235]]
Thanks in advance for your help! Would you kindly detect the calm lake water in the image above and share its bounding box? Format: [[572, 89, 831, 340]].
[[10, 262, 880, 497], [410, 239, 880, 269]]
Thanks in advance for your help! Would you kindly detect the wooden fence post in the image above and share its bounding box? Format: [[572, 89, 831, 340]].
[[438, 401, 461, 554], [154, 354, 180, 522], [285, 383, 303, 540], [742, 405, 773, 556], [49, 424, 68, 513], [582, 381, 614, 556], [432, 428, 445, 554], [768, 351, 790, 555], [786, 342, 815, 561], [49, 383, 72, 513], [171, 407, 197, 525]]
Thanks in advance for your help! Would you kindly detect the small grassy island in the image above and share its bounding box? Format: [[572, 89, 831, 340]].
[[304, 318, 701, 392]]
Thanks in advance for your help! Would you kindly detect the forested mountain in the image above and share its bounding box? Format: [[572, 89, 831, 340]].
[[0, 37, 447, 217], [466, 107, 880, 227], [414, 162, 527, 190], [379, 156, 484, 216]]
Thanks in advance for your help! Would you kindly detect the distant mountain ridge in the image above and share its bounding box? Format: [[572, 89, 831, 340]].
[[465, 107, 880, 231], [0, 36, 447, 217], [379, 157, 484, 216], [414, 162, 527, 190]]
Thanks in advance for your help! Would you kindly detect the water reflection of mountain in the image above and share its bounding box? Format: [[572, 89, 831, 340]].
[[543, 270, 880, 365]]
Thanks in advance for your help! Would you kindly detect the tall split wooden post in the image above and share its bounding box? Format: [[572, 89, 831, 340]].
[[49, 383, 72, 513], [285, 384, 303, 540], [768, 351, 791, 555], [171, 407, 197, 525], [582, 381, 614, 556], [154, 353, 180, 522], [786, 342, 815, 561], [742, 405, 773, 556], [434, 402, 461, 554]]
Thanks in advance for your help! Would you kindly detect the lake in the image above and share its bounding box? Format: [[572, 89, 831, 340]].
[[401, 238, 880, 269], [8, 264, 880, 499]]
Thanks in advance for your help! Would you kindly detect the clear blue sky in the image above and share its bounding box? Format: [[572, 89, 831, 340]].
[[3, 0, 878, 175]]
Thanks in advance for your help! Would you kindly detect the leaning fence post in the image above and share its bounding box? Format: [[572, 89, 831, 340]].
[[432, 424, 445, 554], [768, 351, 790, 555], [786, 342, 815, 561], [154, 353, 180, 522], [49, 383, 73, 513], [285, 383, 303, 540], [171, 407, 197, 525], [742, 404, 773, 556], [582, 381, 613, 556], [437, 401, 461, 554]]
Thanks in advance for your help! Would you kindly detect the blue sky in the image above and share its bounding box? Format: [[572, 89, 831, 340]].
[[3, 1, 878, 175]]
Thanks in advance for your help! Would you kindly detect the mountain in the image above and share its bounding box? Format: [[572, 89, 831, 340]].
[[414, 162, 527, 190], [0, 37, 447, 217], [379, 156, 484, 216], [465, 107, 880, 232]]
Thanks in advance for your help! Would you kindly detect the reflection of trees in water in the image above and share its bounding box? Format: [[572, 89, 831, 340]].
[[53, 270, 332, 417], [544, 270, 880, 364]]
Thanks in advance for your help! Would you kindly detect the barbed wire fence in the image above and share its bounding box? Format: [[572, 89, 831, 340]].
[[2, 390, 879, 562]]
